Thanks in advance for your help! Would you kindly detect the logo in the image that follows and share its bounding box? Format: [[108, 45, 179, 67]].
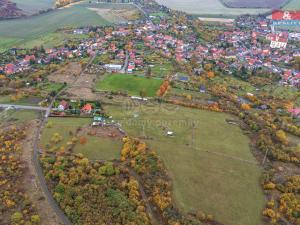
[[282, 11, 292, 20], [272, 10, 300, 20]]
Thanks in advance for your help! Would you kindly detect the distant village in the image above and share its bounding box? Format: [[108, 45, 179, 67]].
[[1, 1, 299, 90]]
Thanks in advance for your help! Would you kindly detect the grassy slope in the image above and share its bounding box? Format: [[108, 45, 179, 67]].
[[40, 117, 121, 160], [11, 0, 54, 15], [0, 3, 110, 50], [105, 103, 265, 225], [155, 0, 269, 16], [96, 74, 163, 97]]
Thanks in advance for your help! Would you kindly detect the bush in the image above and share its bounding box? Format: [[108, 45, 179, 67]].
[[31, 215, 41, 224], [11, 212, 23, 223]]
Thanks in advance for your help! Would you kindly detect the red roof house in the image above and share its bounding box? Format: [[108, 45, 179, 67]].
[[81, 104, 93, 114]]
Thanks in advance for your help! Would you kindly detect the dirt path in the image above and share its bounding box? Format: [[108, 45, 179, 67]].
[[21, 121, 62, 225]]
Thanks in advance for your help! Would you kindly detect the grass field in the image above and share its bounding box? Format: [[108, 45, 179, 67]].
[[155, 0, 269, 16], [0, 95, 42, 105], [12, 0, 54, 15], [0, 2, 110, 51], [261, 85, 300, 103], [104, 102, 265, 225], [38, 82, 65, 93], [0, 109, 38, 124], [73, 136, 121, 160], [40, 117, 121, 160], [95, 74, 163, 97]]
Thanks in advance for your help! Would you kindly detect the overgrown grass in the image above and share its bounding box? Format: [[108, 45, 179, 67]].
[[0, 95, 42, 105], [0, 109, 38, 124], [105, 102, 265, 225], [96, 74, 163, 97], [40, 117, 121, 160], [40, 117, 91, 148]]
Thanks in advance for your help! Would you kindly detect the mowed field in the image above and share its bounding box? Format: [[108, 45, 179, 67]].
[[96, 74, 163, 97], [40, 117, 121, 160], [105, 102, 265, 225], [0, 3, 110, 51], [11, 0, 54, 15], [155, 0, 269, 16]]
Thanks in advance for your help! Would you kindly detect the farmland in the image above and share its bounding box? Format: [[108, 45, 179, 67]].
[[104, 102, 265, 225], [0, 2, 110, 51], [155, 0, 270, 16], [95, 74, 163, 97], [11, 0, 54, 15]]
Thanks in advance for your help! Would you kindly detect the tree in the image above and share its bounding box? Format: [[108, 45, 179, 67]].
[[31, 215, 41, 224], [207, 71, 215, 79], [79, 136, 87, 145], [276, 130, 288, 145], [11, 212, 23, 223], [241, 103, 251, 111]]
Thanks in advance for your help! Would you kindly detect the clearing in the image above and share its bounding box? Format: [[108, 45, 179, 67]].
[[104, 101, 265, 225], [95, 74, 163, 97]]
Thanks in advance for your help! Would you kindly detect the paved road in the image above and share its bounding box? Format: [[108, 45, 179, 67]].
[[0, 104, 48, 111], [121, 50, 129, 73]]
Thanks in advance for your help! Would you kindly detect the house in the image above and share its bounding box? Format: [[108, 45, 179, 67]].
[[81, 104, 93, 114], [288, 108, 300, 117], [104, 64, 122, 72], [58, 100, 69, 111], [5, 64, 15, 75]]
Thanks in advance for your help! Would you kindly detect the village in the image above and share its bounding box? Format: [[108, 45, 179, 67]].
[[0, 1, 300, 225]]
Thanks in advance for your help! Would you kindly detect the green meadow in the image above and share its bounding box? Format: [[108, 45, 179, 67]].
[[105, 103, 265, 225], [96, 74, 163, 97]]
